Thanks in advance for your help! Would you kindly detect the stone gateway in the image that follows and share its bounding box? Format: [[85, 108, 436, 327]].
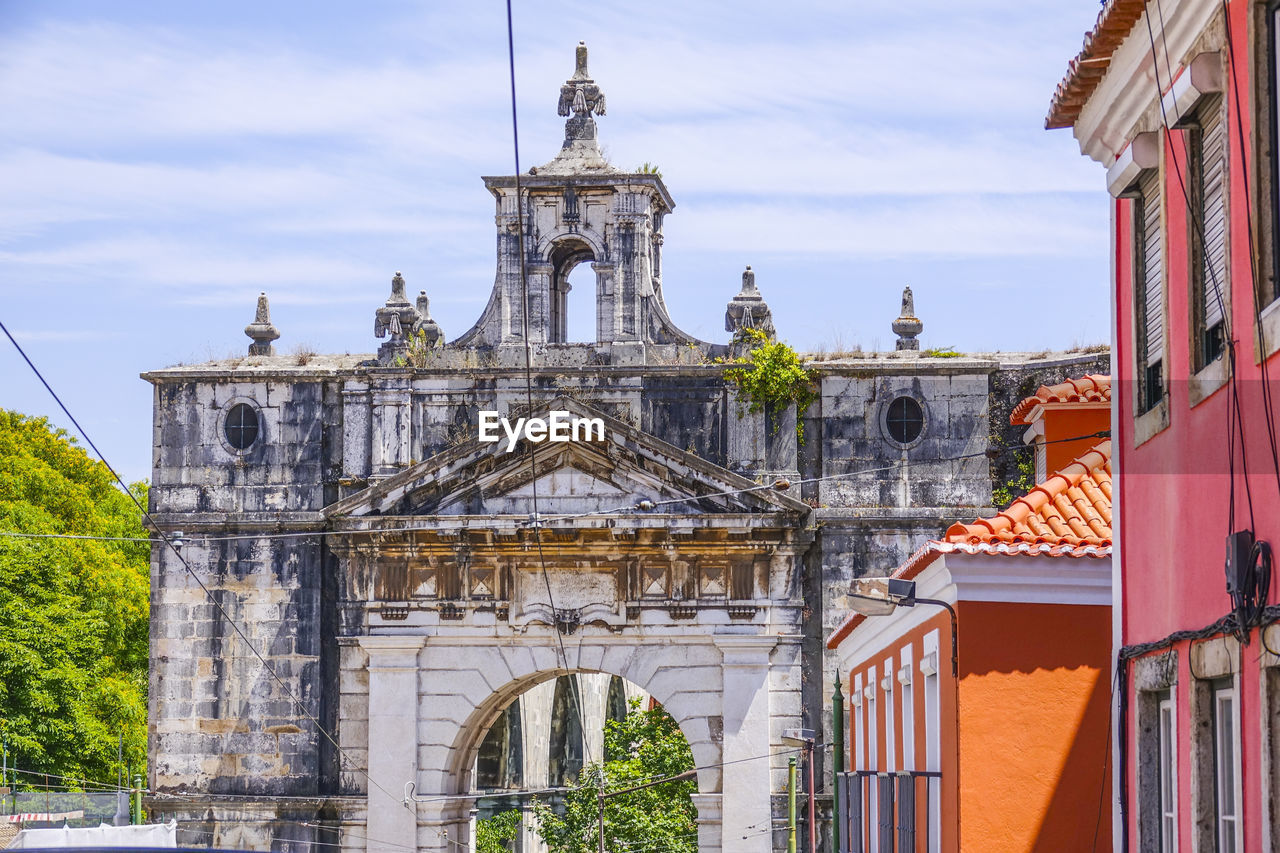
[[143, 43, 1107, 852]]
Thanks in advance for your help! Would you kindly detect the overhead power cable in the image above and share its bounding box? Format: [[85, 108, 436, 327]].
[[0, 429, 1113, 547], [0, 319, 409, 816], [502, 0, 593, 766]]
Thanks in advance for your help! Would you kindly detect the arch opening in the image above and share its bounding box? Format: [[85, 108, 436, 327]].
[[548, 238, 596, 344], [463, 671, 698, 853]]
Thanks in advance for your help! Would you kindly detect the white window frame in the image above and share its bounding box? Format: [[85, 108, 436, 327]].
[[920, 629, 941, 853], [1211, 679, 1242, 853], [883, 656, 896, 773], [899, 646, 915, 772], [853, 672, 865, 772], [867, 665, 878, 851], [1158, 691, 1178, 853]]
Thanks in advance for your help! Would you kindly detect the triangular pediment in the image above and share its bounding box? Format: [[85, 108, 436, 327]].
[[324, 397, 808, 519]]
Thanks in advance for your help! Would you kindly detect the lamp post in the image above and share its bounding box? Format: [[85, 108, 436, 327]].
[[783, 728, 817, 853]]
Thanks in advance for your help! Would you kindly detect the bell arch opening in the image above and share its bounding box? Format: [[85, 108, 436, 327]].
[[460, 670, 700, 853], [548, 238, 597, 344]]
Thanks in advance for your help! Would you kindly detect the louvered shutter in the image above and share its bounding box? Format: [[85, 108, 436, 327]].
[[1139, 170, 1164, 367], [1200, 97, 1227, 330]]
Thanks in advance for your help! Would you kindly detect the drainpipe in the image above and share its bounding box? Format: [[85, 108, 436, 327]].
[[832, 681, 844, 853], [788, 756, 798, 853]]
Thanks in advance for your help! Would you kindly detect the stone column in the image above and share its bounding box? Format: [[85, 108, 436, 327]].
[[691, 793, 723, 852], [725, 387, 767, 476], [525, 261, 553, 345], [370, 381, 411, 477], [592, 262, 616, 344], [716, 636, 776, 853], [360, 636, 426, 853], [341, 382, 371, 484]]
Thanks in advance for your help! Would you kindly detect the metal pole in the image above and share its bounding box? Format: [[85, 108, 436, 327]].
[[807, 740, 817, 853], [132, 775, 143, 825], [788, 756, 798, 853], [597, 787, 605, 853], [832, 681, 844, 853]]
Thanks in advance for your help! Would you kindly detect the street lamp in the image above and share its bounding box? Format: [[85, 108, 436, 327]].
[[849, 578, 957, 677], [782, 727, 817, 853]]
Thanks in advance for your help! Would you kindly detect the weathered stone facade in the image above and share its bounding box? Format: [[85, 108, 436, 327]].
[[143, 44, 1108, 852]]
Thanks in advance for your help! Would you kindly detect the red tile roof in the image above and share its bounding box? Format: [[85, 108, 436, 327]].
[[827, 439, 1112, 650], [1010, 374, 1111, 425], [1046, 0, 1149, 130]]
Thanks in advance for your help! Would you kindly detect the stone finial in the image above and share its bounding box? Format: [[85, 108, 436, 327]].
[[725, 265, 776, 341], [374, 271, 428, 363], [538, 42, 612, 175], [414, 290, 443, 349], [557, 41, 607, 118], [892, 286, 923, 351], [244, 292, 280, 356]]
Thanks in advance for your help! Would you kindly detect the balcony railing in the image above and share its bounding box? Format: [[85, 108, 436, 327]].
[[835, 770, 940, 853]]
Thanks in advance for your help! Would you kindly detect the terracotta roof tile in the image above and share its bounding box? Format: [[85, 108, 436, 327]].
[[945, 439, 1111, 548], [1010, 374, 1112, 425], [826, 439, 1113, 651], [1046, 0, 1149, 130]]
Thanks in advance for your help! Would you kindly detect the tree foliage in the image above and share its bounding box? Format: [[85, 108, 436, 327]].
[[532, 700, 697, 853], [476, 808, 522, 853], [0, 410, 149, 788]]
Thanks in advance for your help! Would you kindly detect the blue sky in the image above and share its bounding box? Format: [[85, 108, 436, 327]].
[[1, 1, 1108, 483]]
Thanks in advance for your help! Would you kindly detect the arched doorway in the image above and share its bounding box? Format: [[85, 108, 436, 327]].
[[547, 238, 596, 344], [470, 673, 675, 852]]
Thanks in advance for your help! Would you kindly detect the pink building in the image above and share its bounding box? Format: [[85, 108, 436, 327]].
[[1049, 1, 1280, 849]]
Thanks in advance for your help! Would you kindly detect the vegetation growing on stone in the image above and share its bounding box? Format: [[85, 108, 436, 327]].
[[0, 411, 149, 788], [923, 346, 963, 358], [992, 438, 1035, 509], [723, 327, 816, 442]]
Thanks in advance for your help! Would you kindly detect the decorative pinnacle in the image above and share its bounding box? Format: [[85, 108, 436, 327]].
[[557, 41, 607, 120], [892, 286, 923, 351], [244, 292, 280, 356]]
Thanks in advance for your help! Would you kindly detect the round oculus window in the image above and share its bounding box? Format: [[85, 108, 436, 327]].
[[224, 403, 260, 450], [885, 396, 924, 444]]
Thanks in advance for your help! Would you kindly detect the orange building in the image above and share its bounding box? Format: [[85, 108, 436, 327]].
[[827, 378, 1113, 852]]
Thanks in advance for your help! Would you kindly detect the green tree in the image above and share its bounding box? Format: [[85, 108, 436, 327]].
[[533, 700, 697, 853], [476, 809, 522, 853], [0, 410, 149, 789]]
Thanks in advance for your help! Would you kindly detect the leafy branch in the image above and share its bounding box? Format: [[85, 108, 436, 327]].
[[722, 328, 816, 443]]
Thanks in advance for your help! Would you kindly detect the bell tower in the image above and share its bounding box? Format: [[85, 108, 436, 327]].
[[453, 42, 699, 349]]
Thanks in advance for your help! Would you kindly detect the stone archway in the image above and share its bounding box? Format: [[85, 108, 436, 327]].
[[546, 236, 596, 344], [350, 632, 782, 853], [327, 398, 813, 852]]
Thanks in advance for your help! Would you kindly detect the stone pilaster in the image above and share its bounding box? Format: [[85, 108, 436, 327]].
[[360, 636, 426, 853], [716, 635, 777, 853]]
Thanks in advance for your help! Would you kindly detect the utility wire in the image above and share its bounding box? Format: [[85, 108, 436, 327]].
[[503, 0, 593, 767], [0, 429, 1113, 547], [0, 319, 408, 815], [1142, 3, 1256, 536]]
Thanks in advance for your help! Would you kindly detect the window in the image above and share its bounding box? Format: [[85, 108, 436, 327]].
[[224, 403, 260, 450], [885, 396, 924, 444], [883, 658, 896, 772], [1138, 683, 1177, 852], [1158, 692, 1177, 853], [1268, 2, 1280, 308], [898, 650, 915, 771], [1210, 680, 1240, 852], [1135, 169, 1165, 412], [1188, 94, 1228, 370]]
